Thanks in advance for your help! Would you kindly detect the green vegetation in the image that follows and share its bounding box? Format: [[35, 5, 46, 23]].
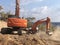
[[0, 5, 13, 21], [50, 24, 56, 31], [0, 11, 12, 21], [38, 23, 56, 31], [26, 17, 35, 27], [0, 6, 3, 10]]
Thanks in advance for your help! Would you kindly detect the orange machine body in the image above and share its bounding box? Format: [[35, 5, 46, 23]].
[[7, 18, 27, 28]]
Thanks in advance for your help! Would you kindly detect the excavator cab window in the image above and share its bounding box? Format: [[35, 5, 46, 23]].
[[8, 15, 20, 18]]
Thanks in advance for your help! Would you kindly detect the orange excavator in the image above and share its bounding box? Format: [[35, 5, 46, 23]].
[[1, 0, 51, 35]]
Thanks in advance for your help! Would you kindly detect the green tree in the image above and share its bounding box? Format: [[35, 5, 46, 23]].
[[1, 11, 5, 20], [6, 11, 11, 18], [0, 6, 3, 11], [26, 17, 36, 27], [1, 11, 12, 20], [26, 17, 35, 22]]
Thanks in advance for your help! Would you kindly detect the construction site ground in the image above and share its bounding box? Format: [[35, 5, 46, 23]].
[[0, 20, 60, 45]]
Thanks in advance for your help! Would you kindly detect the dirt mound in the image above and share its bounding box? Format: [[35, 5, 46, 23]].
[[0, 21, 60, 45], [0, 33, 60, 45], [50, 26, 60, 41], [0, 34, 48, 45], [0, 21, 7, 30]]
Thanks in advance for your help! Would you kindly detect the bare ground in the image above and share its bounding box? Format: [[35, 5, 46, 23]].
[[0, 20, 60, 45]]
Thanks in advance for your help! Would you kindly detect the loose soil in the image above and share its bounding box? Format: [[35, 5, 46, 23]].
[[0, 21, 60, 45]]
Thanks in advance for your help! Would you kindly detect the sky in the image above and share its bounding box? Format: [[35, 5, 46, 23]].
[[0, 0, 60, 22]]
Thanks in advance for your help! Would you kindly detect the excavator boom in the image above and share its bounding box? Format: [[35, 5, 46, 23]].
[[31, 17, 50, 34]]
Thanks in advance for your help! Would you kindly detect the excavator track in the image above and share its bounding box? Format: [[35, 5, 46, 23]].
[[1, 28, 12, 34]]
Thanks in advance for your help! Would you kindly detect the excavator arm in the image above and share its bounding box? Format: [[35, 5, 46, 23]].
[[31, 17, 50, 34]]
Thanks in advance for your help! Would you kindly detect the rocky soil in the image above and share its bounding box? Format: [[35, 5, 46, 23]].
[[0, 20, 60, 45]]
